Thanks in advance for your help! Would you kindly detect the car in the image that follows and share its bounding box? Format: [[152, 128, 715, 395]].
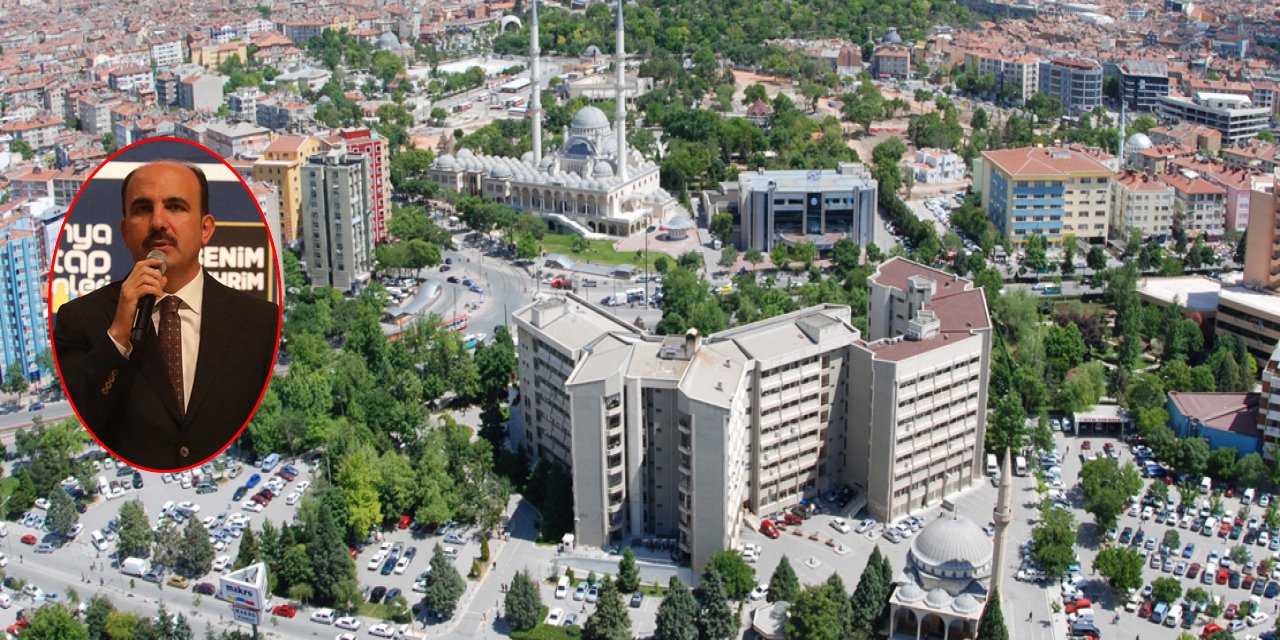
[[1175, 561, 1187, 576], [241, 500, 263, 513], [587, 584, 600, 603], [1226, 603, 1239, 619], [194, 582, 216, 596], [1183, 543, 1196, 558], [334, 616, 360, 631], [270, 603, 296, 618], [369, 586, 387, 603], [166, 575, 189, 589], [285, 492, 300, 505], [631, 592, 644, 608], [1230, 571, 1243, 588], [469, 284, 485, 294], [447, 276, 459, 284], [1268, 581, 1280, 598], [245, 473, 261, 489], [367, 556, 383, 571], [381, 556, 397, 575], [309, 608, 335, 624], [394, 556, 411, 574], [856, 519, 876, 534], [385, 588, 402, 604], [369, 623, 396, 638], [143, 568, 164, 584], [444, 533, 467, 545], [564, 613, 579, 626], [1137, 602, 1153, 618], [1219, 569, 1230, 585], [574, 582, 588, 601], [546, 608, 565, 626], [33, 498, 50, 511], [830, 518, 851, 534], [1188, 563, 1201, 579], [20, 534, 35, 545], [231, 486, 248, 501], [21, 584, 43, 600], [750, 584, 769, 601], [213, 555, 230, 572]]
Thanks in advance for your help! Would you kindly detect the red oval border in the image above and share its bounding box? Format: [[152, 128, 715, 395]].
[[45, 136, 284, 473]]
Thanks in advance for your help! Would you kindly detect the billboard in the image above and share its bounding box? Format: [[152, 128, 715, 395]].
[[219, 562, 268, 611]]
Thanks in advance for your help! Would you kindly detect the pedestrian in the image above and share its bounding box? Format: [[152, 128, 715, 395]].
[[1027, 612, 1033, 621]]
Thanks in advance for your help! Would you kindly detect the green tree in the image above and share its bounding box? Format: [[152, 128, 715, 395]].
[[1151, 576, 1183, 604], [11, 138, 34, 160], [770, 244, 790, 271], [2, 362, 27, 405], [1238, 452, 1267, 489], [45, 485, 78, 539], [718, 245, 739, 268], [84, 594, 114, 639], [849, 546, 888, 636], [617, 547, 641, 594], [424, 544, 465, 617], [232, 526, 261, 571], [1080, 458, 1144, 531], [116, 499, 152, 559], [824, 572, 855, 640], [976, 587, 1009, 640], [307, 503, 355, 605], [711, 212, 734, 244], [768, 555, 800, 603], [744, 247, 763, 271], [1032, 507, 1077, 577], [25, 603, 89, 640], [1093, 547, 1144, 592], [1087, 246, 1107, 273], [178, 517, 216, 577], [706, 550, 755, 601], [985, 394, 1027, 457], [784, 582, 844, 640], [583, 579, 632, 640], [654, 577, 698, 640], [1208, 447, 1239, 484], [103, 610, 138, 640], [1162, 528, 1181, 552], [505, 570, 542, 632], [697, 567, 738, 640]]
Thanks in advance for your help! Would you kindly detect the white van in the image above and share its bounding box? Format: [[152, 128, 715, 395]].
[[986, 454, 998, 476], [555, 576, 570, 599], [310, 608, 335, 624], [1014, 456, 1028, 477], [1201, 476, 1213, 494], [1244, 488, 1256, 505]]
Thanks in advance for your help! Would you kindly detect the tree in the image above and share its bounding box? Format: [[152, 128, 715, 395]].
[[706, 550, 755, 601], [25, 603, 89, 640], [45, 486, 78, 539], [1087, 246, 1107, 274], [767, 556, 800, 603], [307, 502, 355, 605], [976, 587, 1008, 640], [1151, 576, 1183, 604], [697, 567, 738, 640], [985, 394, 1027, 457], [1080, 458, 1144, 531], [617, 547, 641, 594], [1093, 547, 1144, 592], [232, 526, 261, 571], [505, 570, 542, 632], [971, 107, 989, 130], [424, 544, 465, 618], [117, 499, 152, 559], [744, 248, 763, 272], [654, 577, 698, 640], [11, 138, 34, 161], [1238, 452, 1267, 489], [2, 362, 27, 405], [770, 244, 790, 271], [1163, 528, 1181, 552], [177, 517, 215, 577], [718, 245, 739, 268], [583, 579, 632, 640], [849, 546, 888, 636], [1032, 507, 1077, 578], [711, 212, 734, 244], [84, 594, 114, 639], [1024, 234, 1049, 273], [825, 572, 855, 640], [1208, 447, 1239, 484], [784, 582, 844, 640]]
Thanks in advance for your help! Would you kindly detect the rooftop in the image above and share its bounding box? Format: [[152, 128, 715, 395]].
[[1168, 392, 1260, 438], [982, 147, 1112, 177], [1136, 276, 1221, 314], [1218, 286, 1280, 320]]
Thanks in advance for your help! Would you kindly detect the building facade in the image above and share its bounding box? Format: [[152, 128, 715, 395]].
[[301, 149, 374, 292], [254, 135, 324, 244], [1038, 57, 1103, 116], [1259, 343, 1280, 459], [728, 164, 878, 253], [1158, 92, 1270, 145], [976, 147, 1113, 245], [1245, 183, 1280, 291], [1118, 60, 1170, 112], [1216, 286, 1280, 362], [0, 214, 49, 385], [1159, 171, 1227, 240], [512, 258, 991, 570], [325, 129, 392, 243], [1111, 169, 1176, 240], [177, 74, 224, 112]]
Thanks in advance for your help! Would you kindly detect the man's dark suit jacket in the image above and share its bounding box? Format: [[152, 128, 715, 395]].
[[53, 272, 279, 470]]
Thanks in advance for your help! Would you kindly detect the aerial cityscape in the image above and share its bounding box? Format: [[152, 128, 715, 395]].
[[2, 0, 1280, 638]]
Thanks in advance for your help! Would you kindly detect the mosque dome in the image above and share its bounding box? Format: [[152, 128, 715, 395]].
[[490, 166, 513, 179], [377, 32, 402, 51], [896, 583, 925, 603], [881, 27, 903, 44], [456, 147, 475, 159], [521, 151, 535, 163], [952, 594, 981, 615], [909, 515, 992, 577], [924, 588, 952, 609], [571, 106, 611, 133], [436, 154, 458, 170], [593, 161, 615, 178], [1126, 133, 1154, 151]]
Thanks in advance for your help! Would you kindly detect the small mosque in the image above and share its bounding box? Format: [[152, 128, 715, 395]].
[[428, 0, 686, 237]]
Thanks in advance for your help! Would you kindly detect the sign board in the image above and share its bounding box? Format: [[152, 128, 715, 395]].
[[219, 562, 268, 611], [231, 605, 261, 626]]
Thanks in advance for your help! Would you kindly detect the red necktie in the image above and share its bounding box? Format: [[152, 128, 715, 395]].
[[159, 296, 184, 413]]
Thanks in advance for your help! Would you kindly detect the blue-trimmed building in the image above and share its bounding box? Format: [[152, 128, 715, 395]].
[[0, 211, 49, 384], [974, 147, 1114, 246], [1167, 392, 1262, 456]]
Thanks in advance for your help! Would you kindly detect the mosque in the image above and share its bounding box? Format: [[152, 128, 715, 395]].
[[428, 0, 687, 237]]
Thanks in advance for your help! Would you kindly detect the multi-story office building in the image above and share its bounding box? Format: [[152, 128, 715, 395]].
[[1110, 169, 1176, 240], [300, 149, 373, 292], [1215, 286, 1280, 362], [975, 147, 1113, 245], [1039, 57, 1103, 116], [1245, 183, 1280, 291], [715, 164, 878, 253], [254, 135, 323, 244], [1118, 60, 1170, 112], [512, 257, 991, 570], [1158, 92, 1270, 145], [0, 214, 49, 385]]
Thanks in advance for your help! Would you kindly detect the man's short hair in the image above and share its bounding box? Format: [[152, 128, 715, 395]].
[[120, 160, 210, 217]]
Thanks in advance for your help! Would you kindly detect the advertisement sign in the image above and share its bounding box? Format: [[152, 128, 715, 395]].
[[219, 563, 268, 611], [231, 605, 261, 626]]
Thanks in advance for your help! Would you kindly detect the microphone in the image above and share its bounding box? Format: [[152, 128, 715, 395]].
[[129, 250, 168, 344]]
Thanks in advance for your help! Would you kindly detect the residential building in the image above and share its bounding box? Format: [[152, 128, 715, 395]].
[[1159, 170, 1226, 239], [248, 181, 283, 257], [704, 164, 877, 253], [1149, 123, 1222, 155], [76, 95, 119, 135], [872, 45, 912, 80], [1211, 34, 1249, 59], [149, 38, 183, 68], [156, 72, 179, 106], [203, 122, 272, 159], [1170, 160, 1270, 232], [1222, 140, 1279, 172], [912, 148, 966, 184], [1216, 285, 1280, 361], [324, 129, 392, 243], [190, 42, 247, 68], [745, 100, 773, 127], [107, 66, 155, 96], [1038, 56, 1103, 116], [227, 87, 261, 124], [1158, 92, 1270, 145], [0, 117, 64, 151], [0, 213, 49, 385], [512, 257, 991, 570], [256, 99, 313, 132], [177, 74, 224, 112], [975, 147, 1112, 245], [301, 149, 373, 292], [1110, 170, 1176, 240], [1167, 392, 1261, 456], [1259, 343, 1280, 458], [1117, 60, 1170, 111], [1245, 182, 1280, 291], [278, 19, 326, 45], [253, 135, 323, 244]]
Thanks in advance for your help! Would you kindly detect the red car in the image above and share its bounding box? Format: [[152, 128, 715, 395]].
[[1244, 575, 1255, 591], [20, 534, 35, 545], [1224, 603, 1238, 619], [398, 515, 412, 530], [271, 604, 297, 618], [1081, 441, 1092, 450], [1188, 563, 1200, 579], [1218, 569, 1230, 585], [760, 520, 780, 539], [1137, 602, 1153, 618], [783, 513, 803, 526], [348, 547, 360, 559]]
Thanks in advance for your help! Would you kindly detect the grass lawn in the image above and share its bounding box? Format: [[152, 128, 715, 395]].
[[541, 234, 654, 270]]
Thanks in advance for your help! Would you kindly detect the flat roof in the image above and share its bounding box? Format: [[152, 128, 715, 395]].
[[1218, 286, 1280, 320], [737, 167, 875, 191], [1136, 276, 1221, 314]]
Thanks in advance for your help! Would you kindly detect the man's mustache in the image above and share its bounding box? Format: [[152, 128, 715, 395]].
[[143, 232, 178, 249]]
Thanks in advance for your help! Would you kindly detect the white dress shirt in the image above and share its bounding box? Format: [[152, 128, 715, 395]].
[[109, 268, 204, 408]]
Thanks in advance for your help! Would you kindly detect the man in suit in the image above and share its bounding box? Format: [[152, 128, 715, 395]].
[[53, 160, 280, 471]]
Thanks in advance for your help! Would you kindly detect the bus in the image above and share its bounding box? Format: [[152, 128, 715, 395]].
[[441, 314, 469, 333]]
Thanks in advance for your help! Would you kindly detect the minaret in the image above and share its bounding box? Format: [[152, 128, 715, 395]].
[[529, 0, 543, 165], [991, 449, 1014, 596], [1117, 98, 1126, 169], [614, 0, 627, 182]]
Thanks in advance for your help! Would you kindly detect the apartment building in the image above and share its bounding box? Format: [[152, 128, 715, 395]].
[[1158, 92, 1270, 145], [0, 214, 49, 385], [254, 135, 323, 244], [1111, 170, 1176, 239], [149, 38, 183, 69], [323, 129, 392, 243], [227, 87, 261, 124], [1159, 171, 1227, 239], [512, 257, 991, 571], [0, 117, 64, 151], [204, 122, 272, 159], [178, 74, 225, 112], [300, 149, 373, 292], [975, 147, 1113, 245], [1038, 56, 1103, 116], [1216, 286, 1280, 362], [964, 51, 1038, 105], [1245, 183, 1280, 291], [1259, 342, 1280, 459]]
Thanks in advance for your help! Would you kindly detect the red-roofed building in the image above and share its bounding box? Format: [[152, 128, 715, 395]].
[[1159, 171, 1227, 239], [976, 147, 1113, 244], [1168, 392, 1261, 456]]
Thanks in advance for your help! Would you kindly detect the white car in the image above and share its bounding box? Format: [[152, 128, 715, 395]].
[[296, 480, 311, 492], [546, 608, 565, 627], [0, 553, 7, 567], [285, 493, 300, 506], [367, 556, 383, 571], [334, 616, 360, 631], [1248, 611, 1270, 627], [33, 498, 50, 511], [241, 500, 264, 513], [309, 608, 334, 624], [750, 584, 769, 601], [394, 556, 411, 575], [368, 623, 396, 638], [830, 518, 851, 534], [213, 556, 230, 572], [68, 523, 83, 539], [160, 473, 174, 484], [180, 476, 192, 489], [855, 518, 876, 534], [176, 501, 200, 514]]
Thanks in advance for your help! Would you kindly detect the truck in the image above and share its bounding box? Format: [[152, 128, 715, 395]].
[[121, 557, 151, 577]]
